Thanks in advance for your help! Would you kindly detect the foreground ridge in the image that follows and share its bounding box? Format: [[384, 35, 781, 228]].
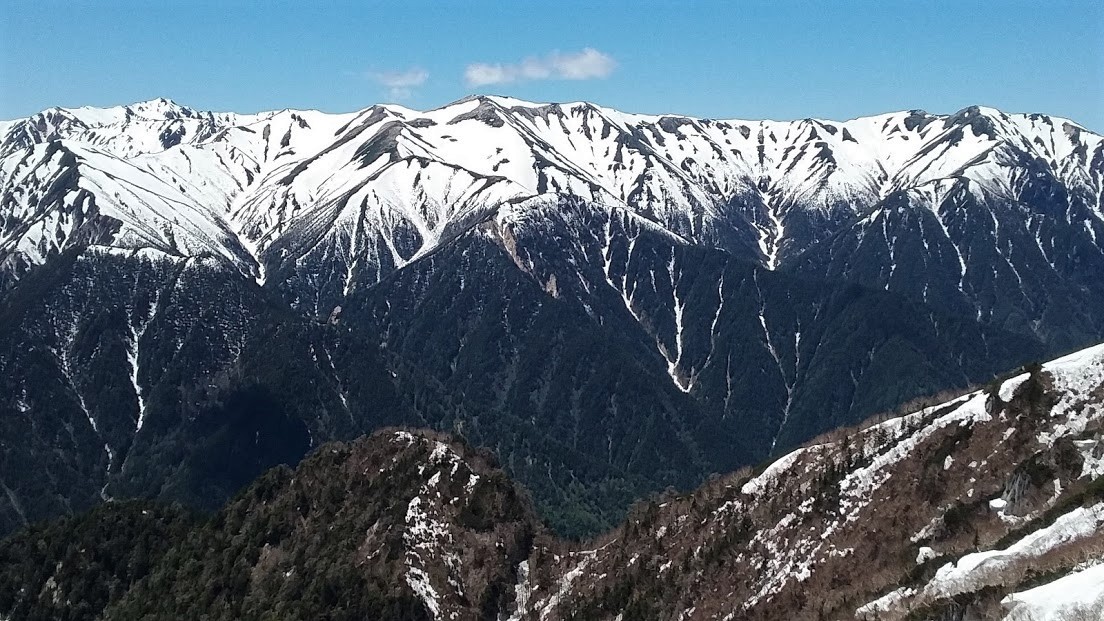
[[2, 342, 1102, 620]]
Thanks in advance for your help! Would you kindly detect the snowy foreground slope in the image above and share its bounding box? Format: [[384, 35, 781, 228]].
[[508, 342, 1104, 620], [3, 342, 1102, 620]]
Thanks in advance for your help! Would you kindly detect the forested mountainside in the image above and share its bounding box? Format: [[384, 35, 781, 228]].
[[2, 342, 1102, 620], [1, 97, 1101, 536]]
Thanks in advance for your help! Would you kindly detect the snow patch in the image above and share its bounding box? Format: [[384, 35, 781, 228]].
[[916, 546, 938, 564], [1001, 563, 1104, 621]]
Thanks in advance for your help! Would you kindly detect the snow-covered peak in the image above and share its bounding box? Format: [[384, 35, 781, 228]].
[[56, 97, 199, 126], [123, 97, 192, 117]]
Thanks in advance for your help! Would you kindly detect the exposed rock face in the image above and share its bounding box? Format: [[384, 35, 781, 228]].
[[102, 430, 540, 621]]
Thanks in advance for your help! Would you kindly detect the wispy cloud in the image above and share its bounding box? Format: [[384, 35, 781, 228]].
[[464, 48, 616, 87], [366, 68, 429, 100]]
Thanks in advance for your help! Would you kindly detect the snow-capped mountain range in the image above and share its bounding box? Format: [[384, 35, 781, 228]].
[[3, 96, 1100, 303], [2, 96, 1103, 538]]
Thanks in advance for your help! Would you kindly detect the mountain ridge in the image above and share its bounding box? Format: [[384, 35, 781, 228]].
[[5, 96, 1097, 135], [3, 96, 1100, 324], [2, 340, 1102, 620]]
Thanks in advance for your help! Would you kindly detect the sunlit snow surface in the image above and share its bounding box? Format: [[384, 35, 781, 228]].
[[1001, 563, 1104, 621]]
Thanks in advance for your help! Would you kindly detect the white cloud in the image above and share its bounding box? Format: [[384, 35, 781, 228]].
[[464, 48, 616, 87], [367, 68, 429, 100]]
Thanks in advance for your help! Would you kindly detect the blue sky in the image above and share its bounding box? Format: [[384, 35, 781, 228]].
[[2, 0, 1102, 129]]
